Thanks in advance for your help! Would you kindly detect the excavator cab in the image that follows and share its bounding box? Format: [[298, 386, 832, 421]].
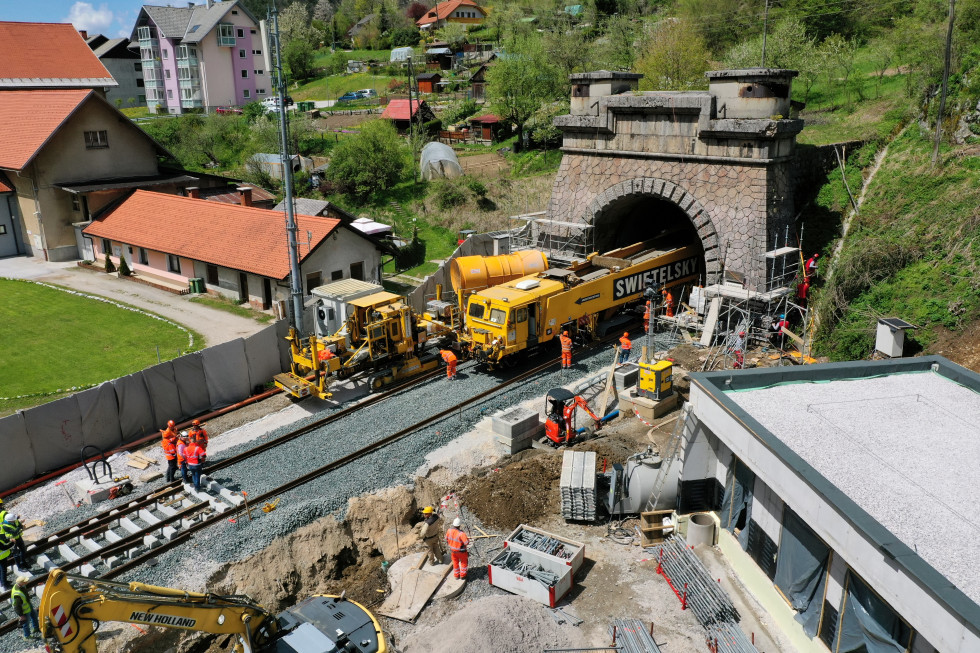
[[543, 388, 601, 445]]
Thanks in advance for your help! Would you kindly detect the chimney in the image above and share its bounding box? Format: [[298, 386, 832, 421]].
[[238, 186, 253, 207], [79, 30, 88, 40], [186, 186, 200, 199]]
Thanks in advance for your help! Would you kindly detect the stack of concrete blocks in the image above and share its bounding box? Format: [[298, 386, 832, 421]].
[[560, 450, 597, 521], [491, 406, 542, 453], [614, 363, 640, 392]]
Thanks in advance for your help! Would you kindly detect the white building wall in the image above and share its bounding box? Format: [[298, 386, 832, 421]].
[[302, 227, 382, 286], [751, 476, 784, 545], [688, 383, 980, 653]]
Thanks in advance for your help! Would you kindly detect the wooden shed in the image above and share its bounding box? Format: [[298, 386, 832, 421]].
[[417, 73, 442, 94], [468, 114, 501, 142]]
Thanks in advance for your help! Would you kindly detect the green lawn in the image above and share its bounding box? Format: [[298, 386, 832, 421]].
[[0, 280, 198, 416], [292, 71, 402, 102]]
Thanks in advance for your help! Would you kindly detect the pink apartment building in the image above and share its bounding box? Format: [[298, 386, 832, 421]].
[[131, 0, 271, 114]]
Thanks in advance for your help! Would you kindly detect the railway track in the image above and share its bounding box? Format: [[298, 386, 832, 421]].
[[1, 331, 627, 637]]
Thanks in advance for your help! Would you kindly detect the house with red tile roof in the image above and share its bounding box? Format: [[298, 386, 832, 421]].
[[83, 190, 384, 308], [0, 22, 117, 92], [381, 99, 436, 133], [0, 88, 203, 261], [416, 0, 488, 30]]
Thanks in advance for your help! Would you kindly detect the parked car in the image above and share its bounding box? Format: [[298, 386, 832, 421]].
[[261, 95, 294, 112], [338, 91, 364, 102], [359, 89, 378, 98]]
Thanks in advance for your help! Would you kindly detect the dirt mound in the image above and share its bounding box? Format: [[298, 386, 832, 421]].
[[397, 595, 581, 653], [459, 452, 562, 531], [928, 322, 980, 372]]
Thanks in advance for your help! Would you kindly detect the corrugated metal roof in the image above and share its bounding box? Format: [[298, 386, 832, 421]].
[[273, 198, 330, 216], [311, 278, 384, 301]]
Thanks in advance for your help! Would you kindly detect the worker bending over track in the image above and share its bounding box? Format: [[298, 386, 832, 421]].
[[440, 349, 458, 380]]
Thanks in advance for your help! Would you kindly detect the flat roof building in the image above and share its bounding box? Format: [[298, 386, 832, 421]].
[[684, 356, 980, 653]]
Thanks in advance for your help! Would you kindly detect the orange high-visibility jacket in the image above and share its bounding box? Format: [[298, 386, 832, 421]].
[[184, 443, 203, 466], [176, 442, 187, 465], [559, 335, 572, 352], [441, 350, 457, 364], [446, 527, 469, 552], [161, 435, 177, 460], [619, 336, 632, 351], [189, 427, 209, 448]]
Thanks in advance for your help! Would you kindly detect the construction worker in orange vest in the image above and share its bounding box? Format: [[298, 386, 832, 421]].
[[161, 420, 178, 483], [805, 252, 820, 278], [440, 349, 457, 380], [445, 518, 470, 580], [176, 433, 190, 484], [184, 439, 205, 492], [188, 419, 209, 470], [618, 332, 632, 365], [662, 288, 674, 318], [559, 330, 573, 369], [734, 331, 746, 369], [643, 300, 651, 333]]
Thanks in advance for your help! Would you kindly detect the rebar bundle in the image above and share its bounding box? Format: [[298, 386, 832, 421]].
[[608, 619, 663, 653], [705, 620, 759, 653], [512, 529, 574, 560], [491, 549, 560, 587]]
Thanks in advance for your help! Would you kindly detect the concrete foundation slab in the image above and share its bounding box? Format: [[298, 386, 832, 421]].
[[628, 391, 678, 421], [492, 406, 541, 438]]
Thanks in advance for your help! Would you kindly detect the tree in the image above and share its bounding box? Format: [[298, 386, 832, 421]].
[[486, 35, 565, 142], [327, 120, 407, 202], [435, 22, 468, 50], [819, 34, 861, 108], [406, 2, 429, 20], [544, 17, 595, 79], [284, 40, 317, 81], [313, 0, 335, 21], [602, 15, 640, 71], [635, 18, 711, 91], [484, 5, 521, 44], [279, 2, 319, 48], [376, 1, 391, 34], [391, 27, 421, 47]]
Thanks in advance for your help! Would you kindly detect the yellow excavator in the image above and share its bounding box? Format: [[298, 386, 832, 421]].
[[39, 568, 387, 653]]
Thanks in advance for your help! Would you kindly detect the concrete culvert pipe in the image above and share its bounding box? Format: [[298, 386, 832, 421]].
[[450, 250, 549, 295], [687, 512, 716, 547]]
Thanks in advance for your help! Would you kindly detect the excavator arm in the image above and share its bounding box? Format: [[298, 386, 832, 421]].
[[39, 568, 279, 653], [573, 396, 602, 426]]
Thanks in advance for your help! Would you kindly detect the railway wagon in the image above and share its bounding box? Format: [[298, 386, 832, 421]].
[[460, 242, 700, 367]]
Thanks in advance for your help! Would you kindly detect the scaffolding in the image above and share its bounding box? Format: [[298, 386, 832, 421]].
[[509, 211, 595, 265]]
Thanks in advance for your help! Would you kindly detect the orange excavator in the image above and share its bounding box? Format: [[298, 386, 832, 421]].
[[544, 388, 602, 445]]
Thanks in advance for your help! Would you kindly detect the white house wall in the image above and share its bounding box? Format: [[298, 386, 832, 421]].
[[750, 476, 783, 546], [688, 383, 980, 653], [302, 227, 382, 285]]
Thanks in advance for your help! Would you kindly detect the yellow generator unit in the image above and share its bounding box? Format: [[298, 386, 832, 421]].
[[637, 360, 673, 400]]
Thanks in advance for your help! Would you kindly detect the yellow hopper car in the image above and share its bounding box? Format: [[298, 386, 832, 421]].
[[459, 242, 700, 367]]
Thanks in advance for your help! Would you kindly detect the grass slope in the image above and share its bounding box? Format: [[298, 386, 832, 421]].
[[814, 128, 980, 359], [0, 280, 197, 416]]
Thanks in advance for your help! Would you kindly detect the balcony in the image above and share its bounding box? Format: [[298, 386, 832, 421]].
[[143, 78, 161, 89], [178, 78, 200, 89]]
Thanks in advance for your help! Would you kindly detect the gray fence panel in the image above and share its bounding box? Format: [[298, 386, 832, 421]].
[[75, 382, 122, 451], [171, 352, 211, 417], [113, 373, 156, 442], [202, 338, 250, 410], [0, 413, 37, 485], [23, 395, 83, 473], [142, 361, 182, 429], [244, 324, 283, 391], [275, 319, 294, 374]]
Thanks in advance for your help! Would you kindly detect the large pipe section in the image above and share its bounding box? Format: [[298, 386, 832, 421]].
[[450, 250, 549, 295]]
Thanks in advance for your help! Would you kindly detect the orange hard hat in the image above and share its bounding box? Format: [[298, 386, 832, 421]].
[[623, 332, 629, 337], [192, 419, 200, 426], [562, 330, 569, 336], [167, 420, 175, 428]]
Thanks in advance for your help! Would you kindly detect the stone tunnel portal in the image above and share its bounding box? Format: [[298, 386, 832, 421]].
[[593, 194, 708, 286]]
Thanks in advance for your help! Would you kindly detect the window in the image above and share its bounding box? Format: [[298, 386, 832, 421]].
[[257, 88, 266, 95], [241, 69, 248, 78], [167, 89, 174, 99], [237, 28, 245, 38], [254, 69, 263, 75], [180, 88, 195, 100], [331, 270, 343, 281], [71, 196, 81, 212], [306, 271, 322, 295], [139, 95, 146, 103], [137, 79, 144, 87], [162, 49, 168, 59], [468, 302, 485, 319], [138, 248, 148, 265], [217, 24, 235, 46], [252, 49, 262, 55], [350, 261, 364, 280], [137, 26, 152, 40], [243, 89, 251, 98], [84, 130, 108, 149], [165, 69, 171, 79], [135, 62, 142, 72], [206, 264, 219, 286], [232, 9, 239, 14], [0, 225, 6, 235], [250, 28, 257, 34], [167, 254, 181, 273], [239, 49, 246, 58], [515, 307, 527, 323], [489, 308, 507, 324], [101, 238, 111, 255]]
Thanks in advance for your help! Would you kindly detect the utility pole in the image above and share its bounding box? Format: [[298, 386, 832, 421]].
[[271, 2, 305, 331], [760, 0, 770, 68], [933, 0, 956, 165]]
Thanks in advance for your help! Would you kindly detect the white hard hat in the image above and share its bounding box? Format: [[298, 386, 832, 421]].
[[15, 575, 29, 586], [4, 514, 16, 522], [452, 518, 461, 527]]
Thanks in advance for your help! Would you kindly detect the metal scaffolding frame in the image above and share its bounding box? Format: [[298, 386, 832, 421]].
[[509, 212, 595, 264]]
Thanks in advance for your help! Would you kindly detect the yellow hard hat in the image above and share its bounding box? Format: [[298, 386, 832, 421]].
[[423, 506, 434, 515]]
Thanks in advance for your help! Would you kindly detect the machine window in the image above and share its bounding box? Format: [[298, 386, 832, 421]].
[[515, 308, 527, 323], [468, 303, 485, 319], [489, 308, 506, 324]]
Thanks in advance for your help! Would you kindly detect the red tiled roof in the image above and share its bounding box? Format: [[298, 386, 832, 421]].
[[417, 0, 486, 25], [0, 172, 12, 193], [84, 190, 341, 279], [382, 99, 423, 121], [198, 185, 276, 205], [0, 89, 92, 170], [0, 22, 115, 87]]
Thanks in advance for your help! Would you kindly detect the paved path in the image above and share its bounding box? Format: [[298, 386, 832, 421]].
[[0, 257, 266, 346]]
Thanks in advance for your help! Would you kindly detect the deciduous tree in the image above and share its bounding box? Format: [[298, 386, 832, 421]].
[[635, 18, 710, 91], [327, 120, 407, 202], [486, 36, 565, 142]]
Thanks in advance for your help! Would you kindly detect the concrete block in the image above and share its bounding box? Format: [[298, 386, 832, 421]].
[[495, 434, 532, 454], [492, 406, 541, 438], [137, 509, 161, 526], [36, 555, 55, 572], [75, 479, 115, 505], [630, 391, 679, 422], [219, 488, 245, 506], [614, 363, 639, 391]]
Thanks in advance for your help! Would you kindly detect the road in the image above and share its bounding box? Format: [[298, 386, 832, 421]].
[[0, 256, 267, 346]]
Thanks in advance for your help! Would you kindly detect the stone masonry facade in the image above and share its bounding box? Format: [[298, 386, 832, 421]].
[[548, 70, 804, 291]]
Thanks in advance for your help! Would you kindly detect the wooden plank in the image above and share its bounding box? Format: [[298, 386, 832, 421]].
[[596, 346, 620, 418], [592, 256, 632, 270], [126, 458, 149, 470], [699, 297, 721, 346], [780, 326, 806, 346], [377, 563, 451, 622]]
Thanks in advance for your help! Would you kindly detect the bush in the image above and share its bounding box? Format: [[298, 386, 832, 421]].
[[117, 256, 132, 277], [423, 119, 443, 136], [395, 236, 427, 270], [466, 178, 487, 197], [436, 179, 467, 209], [326, 120, 407, 202], [104, 256, 116, 273], [441, 98, 479, 126]]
